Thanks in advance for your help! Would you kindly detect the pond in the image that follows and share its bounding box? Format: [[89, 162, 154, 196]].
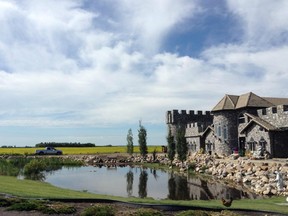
[[43, 165, 259, 200]]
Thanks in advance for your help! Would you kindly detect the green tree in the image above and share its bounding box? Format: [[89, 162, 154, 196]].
[[126, 128, 134, 155], [138, 121, 148, 157], [167, 128, 175, 163], [176, 125, 188, 162]]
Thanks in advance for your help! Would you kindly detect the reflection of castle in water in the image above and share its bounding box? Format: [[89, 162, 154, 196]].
[[120, 166, 260, 200], [186, 175, 259, 200]]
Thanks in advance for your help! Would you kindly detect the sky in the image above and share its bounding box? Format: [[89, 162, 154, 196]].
[[0, 0, 288, 147]]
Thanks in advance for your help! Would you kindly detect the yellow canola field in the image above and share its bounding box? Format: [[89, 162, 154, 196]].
[[0, 146, 163, 155]]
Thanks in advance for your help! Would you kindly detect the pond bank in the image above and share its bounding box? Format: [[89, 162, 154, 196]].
[[59, 153, 288, 197]]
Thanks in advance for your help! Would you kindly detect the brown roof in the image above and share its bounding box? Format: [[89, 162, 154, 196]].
[[212, 92, 285, 112], [212, 94, 238, 111], [263, 97, 288, 106]]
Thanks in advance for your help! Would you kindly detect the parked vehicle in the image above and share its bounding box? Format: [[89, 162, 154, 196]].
[[35, 147, 63, 155]]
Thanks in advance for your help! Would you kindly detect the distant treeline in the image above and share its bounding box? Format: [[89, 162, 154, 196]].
[[35, 142, 96, 147], [1, 145, 30, 148]]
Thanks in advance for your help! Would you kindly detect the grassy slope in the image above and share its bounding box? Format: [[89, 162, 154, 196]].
[[0, 175, 287, 214], [0, 175, 116, 199]]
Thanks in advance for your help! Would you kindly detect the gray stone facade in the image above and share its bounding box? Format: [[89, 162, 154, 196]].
[[241, 105, 288, 158], [166, 93, 288, 158], [242, 124, 271, 155], [212, 111, 239, 156], [166, 110, 213, 154], [257, 105, 288, 128]]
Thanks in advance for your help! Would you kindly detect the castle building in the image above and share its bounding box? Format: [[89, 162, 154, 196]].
[[166, 92, 288, 158]]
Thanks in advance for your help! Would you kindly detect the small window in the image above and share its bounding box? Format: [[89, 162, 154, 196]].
[[247, 142, 256, 151], [217, 125, 221, 137], [191, 141, 197, 151], [248, 138, 256, 151], [238, 114, 245, 124], [259, 127, 263, 131], [206, 141, 212, 151], [262, 109, 267, 115], [223, 125, 228, 140], [283, 105, 288, 112], [259, 137, 267, 151], [272, 107, 277, 113]]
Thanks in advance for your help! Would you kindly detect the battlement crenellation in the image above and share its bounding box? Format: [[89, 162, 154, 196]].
[[166, 109, 213, 124], [258, 105, 288, 117]]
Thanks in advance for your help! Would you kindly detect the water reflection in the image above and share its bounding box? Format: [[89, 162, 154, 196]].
[[186, 175, 258, 200], [168, 173, 190, 200], [151, 169, 159, 180], [126, 170, 133, 197], [43, 165, 259, 200], [138, 169, 148, 198]]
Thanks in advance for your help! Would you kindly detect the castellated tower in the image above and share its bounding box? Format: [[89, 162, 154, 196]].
[[166, 110, 213, 140]]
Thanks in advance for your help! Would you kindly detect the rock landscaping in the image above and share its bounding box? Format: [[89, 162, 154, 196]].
[[185, 153, 288, 197]]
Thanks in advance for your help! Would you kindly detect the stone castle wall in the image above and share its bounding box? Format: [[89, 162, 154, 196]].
[[166, 105, 288, 157], [257, 105, 288, 128], [166, 109, 213, 138]]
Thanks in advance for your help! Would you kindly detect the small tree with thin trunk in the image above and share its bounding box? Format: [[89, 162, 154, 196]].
[[167, 127, 175, 163], [138, 121, 148, 158], [126, 128, 134, 155], [176, 125, 188, 162]]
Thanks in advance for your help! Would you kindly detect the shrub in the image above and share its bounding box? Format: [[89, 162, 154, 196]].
[[211, 210, 241, 216], [23, 159, 46, 176], [0, 198, 12, 207], [188, 162, 197, 171], [135, 208, 163, 216], [176, 210, 210, 216], [40, 202, 76, 214], [7, 200, 41, 211], [0, 159, 20, 176], [81, 204, 115, 216], [7, 199, 76, 214], [8, 157, 32, 168]]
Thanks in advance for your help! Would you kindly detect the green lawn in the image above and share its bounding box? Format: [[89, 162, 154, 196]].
[[0, 175, 287, 214]]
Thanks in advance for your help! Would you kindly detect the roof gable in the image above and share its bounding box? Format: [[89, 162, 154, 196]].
[[212, 92, 278, 112], [240, 115, 277, 134], [236, 92, 274, 109], [201, 125, 214, 138], [212, 94, 238, 111]]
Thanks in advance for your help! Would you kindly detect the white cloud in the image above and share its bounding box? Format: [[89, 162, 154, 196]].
[[226, 0, 288, 46], [115, 0, 199, 54], [0, 0, 288, 144]]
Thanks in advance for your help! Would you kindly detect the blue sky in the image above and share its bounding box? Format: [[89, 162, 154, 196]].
[[0, 0, 288, 147]]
